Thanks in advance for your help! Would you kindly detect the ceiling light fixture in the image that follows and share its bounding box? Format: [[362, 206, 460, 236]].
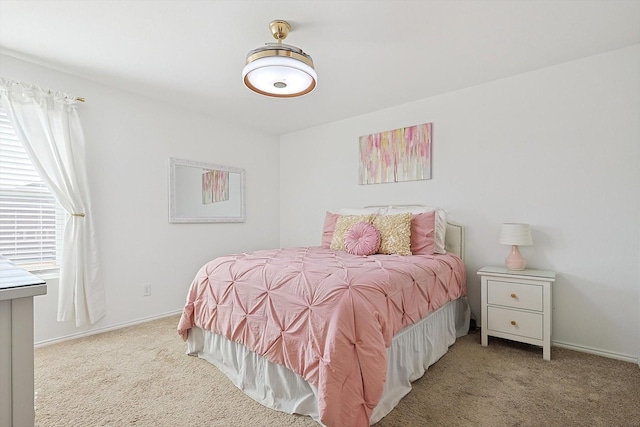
[[242, 20, 317, 98]]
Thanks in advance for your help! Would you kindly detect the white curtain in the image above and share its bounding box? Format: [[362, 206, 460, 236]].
[[0, 79, 105, 326]]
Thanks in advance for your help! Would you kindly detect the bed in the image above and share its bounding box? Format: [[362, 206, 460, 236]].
[[178, 206, 469, 426]]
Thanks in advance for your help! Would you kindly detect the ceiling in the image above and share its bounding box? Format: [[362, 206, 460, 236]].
[[1, 1, 639, 135]]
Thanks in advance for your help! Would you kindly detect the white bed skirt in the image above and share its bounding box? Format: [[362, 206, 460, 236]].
[[187, 296, 470, 426]]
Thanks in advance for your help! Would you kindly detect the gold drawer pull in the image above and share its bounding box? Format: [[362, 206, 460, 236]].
[[510, 320, 517, 326], [510, 293, 517, 299]]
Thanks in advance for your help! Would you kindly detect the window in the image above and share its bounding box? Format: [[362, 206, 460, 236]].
[[0, 104, 64, 272]]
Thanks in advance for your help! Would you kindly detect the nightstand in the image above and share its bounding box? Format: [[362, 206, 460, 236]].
[[478, 266, 556, 360]]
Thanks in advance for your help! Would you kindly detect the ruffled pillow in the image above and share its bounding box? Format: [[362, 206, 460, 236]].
[[373, 213, 412, 256], [344, 222, 381, 256]]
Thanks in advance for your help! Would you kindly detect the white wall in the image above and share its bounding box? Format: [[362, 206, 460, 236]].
[[0, 55, 281, 344], [280, 45, 640, 361]]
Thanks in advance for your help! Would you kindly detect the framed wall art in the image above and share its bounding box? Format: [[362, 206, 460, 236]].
[[358, 123, 432, 185]]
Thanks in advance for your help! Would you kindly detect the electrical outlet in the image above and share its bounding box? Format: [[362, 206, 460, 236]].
[[143, 284, 152, 296]]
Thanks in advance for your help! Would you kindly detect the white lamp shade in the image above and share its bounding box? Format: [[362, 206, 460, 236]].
[[243, 56, 317, 97], [499, 223, 533, 246]]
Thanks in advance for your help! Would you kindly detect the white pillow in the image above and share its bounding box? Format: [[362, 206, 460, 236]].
[[387, 206, 448, 254], [338, 207, 388, 216]]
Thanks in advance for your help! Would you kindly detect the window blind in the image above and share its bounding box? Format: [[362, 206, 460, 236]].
[[0, 104, 63, 271]]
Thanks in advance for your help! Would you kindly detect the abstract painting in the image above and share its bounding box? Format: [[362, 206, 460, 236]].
[[358, 123, 432, 184], [202, 171, 213, 204], [202, 169, 230, 204]]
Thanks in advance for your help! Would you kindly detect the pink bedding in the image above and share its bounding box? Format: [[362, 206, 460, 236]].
[[178, 246, 466, 427]]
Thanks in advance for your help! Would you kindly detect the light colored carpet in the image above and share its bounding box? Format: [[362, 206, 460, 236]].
[[34, 315, 640, 427]]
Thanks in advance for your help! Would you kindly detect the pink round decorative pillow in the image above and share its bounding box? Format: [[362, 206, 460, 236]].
[[344, 222, 381, 256]]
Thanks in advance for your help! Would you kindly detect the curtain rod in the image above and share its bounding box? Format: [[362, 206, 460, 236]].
[[1, 79, 85, 103]]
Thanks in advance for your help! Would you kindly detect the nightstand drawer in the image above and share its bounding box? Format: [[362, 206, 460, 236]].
[[487, 306, 543, 340], [487, 280, 543, 311]]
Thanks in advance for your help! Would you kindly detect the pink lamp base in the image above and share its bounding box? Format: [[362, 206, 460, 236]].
[[505, 245, 527, 270]]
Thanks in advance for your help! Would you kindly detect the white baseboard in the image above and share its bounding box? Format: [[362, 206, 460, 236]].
[[33, 314, 640, 367], [34, 310, 182, 348], [553, 340, 638, 364]]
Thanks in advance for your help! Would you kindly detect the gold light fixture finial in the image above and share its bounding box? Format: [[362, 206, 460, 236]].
[[269, 20, 290, 43], [242, 20, 317, 98]]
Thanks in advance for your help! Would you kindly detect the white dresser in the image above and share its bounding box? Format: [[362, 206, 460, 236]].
[[478, 266, 555, 360], [0, 256, 47, 427]]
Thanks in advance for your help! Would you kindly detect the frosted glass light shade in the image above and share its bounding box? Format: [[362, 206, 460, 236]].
[[243, 56, 317, 98], [499, 223, 533, 246]]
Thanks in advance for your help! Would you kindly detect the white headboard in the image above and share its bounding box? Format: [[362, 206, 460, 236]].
[[363, 205, 465, 261], [445, 222, 465, 261]]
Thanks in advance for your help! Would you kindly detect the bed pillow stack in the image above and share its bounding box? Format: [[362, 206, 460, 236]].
[[330, 213, 412, 256], [386, 206, 447, 254], [322, 206, 446, 256]]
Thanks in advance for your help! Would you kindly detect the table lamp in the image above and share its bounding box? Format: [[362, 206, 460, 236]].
[[499, 223, 533, 270]]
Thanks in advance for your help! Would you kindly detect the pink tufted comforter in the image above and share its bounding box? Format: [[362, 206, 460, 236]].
[[178, 247, 466, 427]]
